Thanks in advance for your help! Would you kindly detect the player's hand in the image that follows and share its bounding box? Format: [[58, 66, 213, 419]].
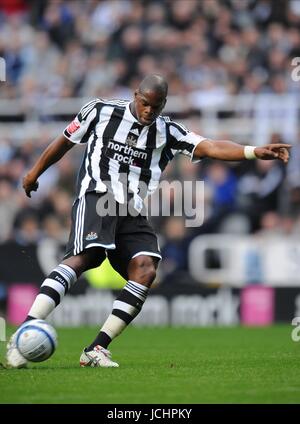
[[254, 144, 292, 163], [22, 173, 39, 198]]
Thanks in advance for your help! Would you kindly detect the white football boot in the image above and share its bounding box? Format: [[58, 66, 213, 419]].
[[6, 330, 27, 368], [79, 345, 119, 368]]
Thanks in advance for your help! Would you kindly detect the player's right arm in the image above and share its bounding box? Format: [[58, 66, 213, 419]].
[[23, 99, 101, 198], [23, 134, 74, 198]]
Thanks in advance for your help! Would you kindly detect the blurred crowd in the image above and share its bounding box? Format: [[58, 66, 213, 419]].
[[1, 0, 300, 99], [0, 0, 300, 283]]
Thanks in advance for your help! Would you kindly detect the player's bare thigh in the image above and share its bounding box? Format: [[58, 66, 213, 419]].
[[62, 247, 106, 277]]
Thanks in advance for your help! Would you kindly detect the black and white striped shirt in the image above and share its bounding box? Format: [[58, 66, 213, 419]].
[[63, 98, 206, 210]]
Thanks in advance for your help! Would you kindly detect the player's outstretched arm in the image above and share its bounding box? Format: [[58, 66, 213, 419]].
[[23, 135, 75, 198], [193, 139, 291, 163]]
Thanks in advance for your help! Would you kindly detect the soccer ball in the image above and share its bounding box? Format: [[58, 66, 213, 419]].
[[16, 319, 58, 362]]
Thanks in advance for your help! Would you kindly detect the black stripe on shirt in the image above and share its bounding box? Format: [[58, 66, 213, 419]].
[[137, 122, 157, 199], [169, 121, 188, 136], [99, 105, 126, 190]]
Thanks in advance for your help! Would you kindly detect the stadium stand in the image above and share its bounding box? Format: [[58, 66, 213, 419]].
[[0, 0, 299, 291]]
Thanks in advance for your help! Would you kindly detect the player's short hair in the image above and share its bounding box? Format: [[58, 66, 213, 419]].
[[138, 74, 168, 98]]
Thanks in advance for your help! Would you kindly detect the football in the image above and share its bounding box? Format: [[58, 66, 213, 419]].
[[16, 319, 58, 362]]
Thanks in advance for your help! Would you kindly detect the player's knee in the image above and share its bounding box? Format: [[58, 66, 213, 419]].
[[128, 256, 157, 286], [143, 266, 156, 285]]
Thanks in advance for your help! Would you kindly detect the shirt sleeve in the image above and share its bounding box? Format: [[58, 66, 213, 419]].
[[167, 121, 207, 163], [63, 99, 99, 144]]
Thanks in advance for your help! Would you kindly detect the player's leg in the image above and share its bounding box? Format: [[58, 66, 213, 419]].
[[80, 254, 159, 368], [24, 192, 114, 322], [91, 255, 158, 346], [7, 192, 114, 368], [80, 213, 161, 367], [6, 248, 105, 368], [25, 247, 105, 321]]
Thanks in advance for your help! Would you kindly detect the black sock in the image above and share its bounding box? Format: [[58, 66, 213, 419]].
[[86, 332, 112, 351], [23, 315, 36, 323]]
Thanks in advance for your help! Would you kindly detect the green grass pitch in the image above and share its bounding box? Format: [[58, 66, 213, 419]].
[[1, 325, 300, 404]]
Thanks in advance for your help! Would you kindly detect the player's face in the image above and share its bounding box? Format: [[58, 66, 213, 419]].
[[134, 90, 166, 125]]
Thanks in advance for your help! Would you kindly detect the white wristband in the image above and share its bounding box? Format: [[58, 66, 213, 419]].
[[244, 145, 257, 160]]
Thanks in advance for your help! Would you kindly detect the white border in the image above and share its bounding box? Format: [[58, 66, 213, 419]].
[[85, 242, 116, 250], [131, 251, 162, 260]]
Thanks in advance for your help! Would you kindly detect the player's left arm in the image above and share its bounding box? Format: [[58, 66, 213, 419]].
[[193, 138, 291, 163]]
